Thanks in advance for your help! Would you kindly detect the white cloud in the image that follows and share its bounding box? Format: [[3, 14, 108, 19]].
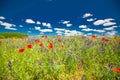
[[93, 18, 116, 26], [25, 19, 35, 24], [56, 31, 63, 34], [40, 29, 53, 32], [5, 27, 17, 30], [82, 28, 93, 31], [59, 20, 72, 27], [105, 31, 117, 36], [93, 29, 105, 33], [0, 22, 15, 27], [0, 16, 5, 20], [83, 13, 93, 18], [19, 25, 23, 27], [66, 24, 72, 27], [54, 28, 65, 31], [0, 21, 17, 30], [57, 33, 62, 36], [42, 22, 52, 28], [103, 22, 116, 26], [0, 21, 2, 24], [112, 26, 118, 28], [103, 26, 117, 30], [79, 25, 87, 28], [56, 31, 63, 36], [82, 27, 105, 33], [35, 26, 41, 31], [64, 30, 70, 33], [104, 27, 114, 30], [104, 18, 114, 22], [93, 20, 105, 26], [42, 22, 47, 26], [62, 21, 70, 24], [87, 18, 96, 22], [28, 31, 32, 33], [46, 23, 52, 28], [64, 30, 83, 36], [35, 26, 53, 32], [36, 21, 41, 24]]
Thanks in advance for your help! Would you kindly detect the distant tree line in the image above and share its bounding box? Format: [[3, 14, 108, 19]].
[[0, 32, 28, 39]]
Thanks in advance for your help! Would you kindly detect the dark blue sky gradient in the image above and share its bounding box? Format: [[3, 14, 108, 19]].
[[0, 0, 120, 36]]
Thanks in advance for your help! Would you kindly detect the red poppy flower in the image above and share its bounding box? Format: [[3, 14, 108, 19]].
[[105, 38, 109, 42], [39, 42, 43, 47], [41, 36, 44, 38], [91, 35, 97, 40], [58, 38, 61, 42], [27, 44, 32, 49], [45, 36, 48, 38], [34, 39, 40, 43], [0, 41, 2, 45], [112, 68, 120, 73], [19, 48, 25, 53], [102, 37, 109, 42], [114, 35, 118, 40], [48, 43, 53, 49], [102, 37, 105, 41], [21, 38, 25, 40], [41, 36, 48, 38], [61, 45, 64, 48]]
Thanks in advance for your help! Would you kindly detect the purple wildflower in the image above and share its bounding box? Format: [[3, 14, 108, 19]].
[[38, 61, 42, 66], [7, 60, 12, 67], [81, 75, 85, 80], [50, 58, 54, 65]]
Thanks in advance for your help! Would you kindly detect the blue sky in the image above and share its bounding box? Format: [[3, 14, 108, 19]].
[[0, 0, 120, 36]]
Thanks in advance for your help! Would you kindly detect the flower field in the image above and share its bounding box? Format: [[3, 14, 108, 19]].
[[0, 36, 120, 80]]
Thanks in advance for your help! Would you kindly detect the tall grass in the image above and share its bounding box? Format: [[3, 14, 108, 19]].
[[0, 36, 120, 80]]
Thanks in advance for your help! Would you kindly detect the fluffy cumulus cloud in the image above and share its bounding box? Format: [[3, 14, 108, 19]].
[[62, 21, 70, 24], [42, 22, 52, 28], [54, 28, 65, 31], [64, 30, 83, 36], [34, 26, 53, 32], [4, 27, 17, 30], [93, 29, 105, 33], [0, 16, 5, 20], [79, 25, 87, 28], [93, 18, 116, 26], [55, 28, 83, 36], [35, 26, 41, 31], [60, 20, 72, 27], [104, 18, 114, 22], [105, 31, 117, 36], [56, 31, 63, 36], [93, 20, 105, 25], [103, 22, 116, 26], [103, 26, 117, 30], [36, 21, 41, 25], [87, 18, 96, 22], [66, 24, 72, 27], [0, 21, 17, 30], [82, 27, 105, 33], [40, 29, 53, 32], [82, 13, 93, 18], [25, 19, 35, 24], [82, 28, 93, 31]]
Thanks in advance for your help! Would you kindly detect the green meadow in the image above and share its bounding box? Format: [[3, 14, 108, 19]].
[[0, 35, 120, 80]]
